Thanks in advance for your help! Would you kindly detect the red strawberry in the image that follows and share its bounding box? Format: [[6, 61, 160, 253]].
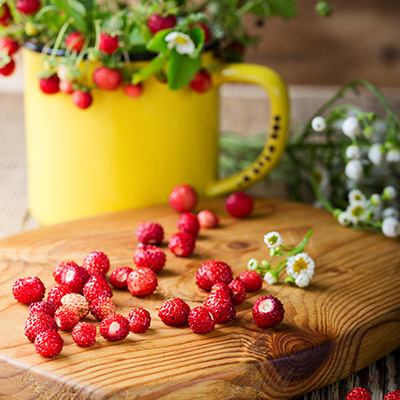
[[127, 267, 158, 297], [29, 301, 56, 317], [225, 191, 253, 218], [228, 279, 246, 306], [47, 284, 73, 308], [124, 83, 143, 98], [90, 295, 116, 321], [39, 75, 60, 94], [82, 250, 110, 277], [0, 59, 15, 76], [72, 90, 92, 109], [0, 4, 12, 26], [60, 264, 90, 293], [168, 232, 195, 257], [237, 270, 263, 292], [128, 308, 151, 333], [60, 293, 89, 318], [24, 312, 58, 342], [203, 292, 236, 324], [196, 260, 233, 292], [72, 322, 97, 347], [158, 298, 190, 327], [147, 14, 176, 34], [60, 80, 74, 94], [210, 282, 232, 298], [100, 314, 130, 341], [53, 260, 79, 284], [136, 221, 164, 245], [190, 23, 211, 42], [16, 0, 41, 15], [190, 70, 212, 93], [34, 331, 63, 358], [0, 38, 19, 56], [384, 391, 400, 400], [177, 212, 200, 236], [197, 209, 218, 228], [169, 184, 197, 213], [83, 276, 113, 303], [54, 305, 80, 330], [110, 266, 133, 289], [98, 33, 119, 54], [252, 295, 284, 328], [65, 32, 85, 53], [134, 245, 166, 273], [188, 306, 215, 334], [346, 387, 371, 400], [12, 276, 46, 304], [93, 67, 121, 91]]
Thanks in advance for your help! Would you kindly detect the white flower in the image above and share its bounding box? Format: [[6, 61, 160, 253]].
[[286, 252, 315, 279], [337, 212, 351, 226], [368, 143, 385, 166], [370, 194, 381, 206], [264, 231, 283, 248], [382, 207, 399, 219], [342, 116, 361, 138], [382, 217, 400, 238], [345, 159, 363, 181], [295, 272, 311, 288], [264, 271, 277, 285], [348, 189, 366, 205], [383, 186, 397, 200], [165, 32, 195, 55], [247, 258, 259, 271], [311, 116, 327, 132], [386, 149, 400, 163], [346, 203, 367, 224], [345, 145, 361, 159]]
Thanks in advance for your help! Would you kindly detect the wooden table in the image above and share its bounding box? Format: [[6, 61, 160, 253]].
[[0, 91, 399, 399]]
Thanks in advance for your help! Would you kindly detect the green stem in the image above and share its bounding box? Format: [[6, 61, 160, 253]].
[[49, 18, 73, 61], [287, 229, 314, 256]]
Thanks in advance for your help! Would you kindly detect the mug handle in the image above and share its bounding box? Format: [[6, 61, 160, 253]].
[[205, 63, 290, 197]]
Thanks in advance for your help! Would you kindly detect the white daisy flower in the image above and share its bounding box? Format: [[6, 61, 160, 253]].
[[370, 194, 381, 206], [165, 32, 195, 55], [382, 207, 399, 219], [247, 258, 259, 271], [348, 189, 366, 205], [342, 116, 361, 138], [337, 212, 351, 226], [311, 116, 327, 132], [286, 252, 315, 279], [368, 143, 385, 166], [382, 217, 400, 238], [345, 145, 361, 160], [345, 159, 363, 182], [346, 203, 367, 224], [382, 186, 397, 200], [295, 272, 311, 288], [264, 231, 283, 248], [386, 149, 400, 163], [264, 271, 278, 285]]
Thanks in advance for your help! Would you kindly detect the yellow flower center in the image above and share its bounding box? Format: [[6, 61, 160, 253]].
[[175, 36, 188, 45], [268, 235, 278, 245], [293, 258, 309, 274], [351, 206, 364, 217]]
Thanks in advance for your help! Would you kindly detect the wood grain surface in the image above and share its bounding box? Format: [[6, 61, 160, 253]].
[[0, 198, 399, 399]]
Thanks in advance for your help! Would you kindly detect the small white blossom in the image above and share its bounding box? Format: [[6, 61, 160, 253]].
[[382, 207, 399, 219], [295, 272, 311, 288], [165, 32, 195, 55], [264, 271, 277, 285], [370, 194, 381, 206], [345, 159, 363, 181], [346, 203, 367, 224], [247, 258, 259, 270], [286, 252, 315, 279], [264, 231, 283, 248], [337, 212, 351, 226], [311, 116, 327, 132], [368, 143, 385, 166], [386, 149, 400, 163], [342, 116, 361, 138], [383, 186, 397, 200], [348, 189, 366, 205], [382, 217, 400, 238], [345, 145, 361, 159]]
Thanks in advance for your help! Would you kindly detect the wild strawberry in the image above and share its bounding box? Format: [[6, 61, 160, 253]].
[[65, 32, 85, 53], [61, 264, 90, 293], [93, 67, 121, 91], [54, 305, 80, 330], [136, 221, 164, 245], [12, 276, 46, 304], [16, 0, 41, 15], [34, 331, 63, 358], [252, 295, 284, 328], [82, 250, 110, 277], [177, 212, 200, 236], [24, 312, 58, 342], [100, 314, 130, 341], [168, 232, 195, 257], [197, 209, 218, 228], [128, 308, 151, 333], [0, 38, 19, 56], [345, 387, 371, 400], [98, 32, 119, 54], [39, 75, 60, 94], [0, 4, 12, 26], [190, 23, 211, 42], [29, 300, 56, 317], [72, 322, 97, 347], [53, 260, 79, 284], [169, 184, 197, 213], [210, 282, 232, 298], [124, 83, 143, 98], [384, 391, 400, 400], [72, 90, 92, 109], [110, 266, 133, 289], [225, 191, 253, 218], [47, 284, 73, 308], [127, 267, 158, 297], [0, 59, 15, 76], [158, 298, 190, 327], [83, 276, 113, 303], [60, 293, 89, 318], [90, 295, 115, 321], [237, 270, 263, 292], [188, 306, 215, 334], [134, 245, 166, 273], [203, 292, 236, 324], [60, 80, 74, 94], [190, 70, 212, 93], [196, 260, 233, 292], [228, 280, 246, 305], [147, 14, 176, 34]]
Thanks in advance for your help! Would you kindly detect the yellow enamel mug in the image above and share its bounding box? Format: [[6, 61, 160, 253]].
[[23, 47, 289, 225]]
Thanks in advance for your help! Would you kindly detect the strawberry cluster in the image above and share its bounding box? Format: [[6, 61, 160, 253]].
[[346, 388, 400, 400]]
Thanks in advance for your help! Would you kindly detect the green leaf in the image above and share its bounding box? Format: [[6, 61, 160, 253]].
[[132, 53, 168, 84], [146, 29, 172, 53], [128, 26, 147, 47], [167, 51, 201, 90], [188, 26, 204, 58], [50, 0, 87, 31], [266, 0, 297, 18]]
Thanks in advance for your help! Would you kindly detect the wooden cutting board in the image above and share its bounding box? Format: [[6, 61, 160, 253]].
[[0, 198, 399, 400]]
